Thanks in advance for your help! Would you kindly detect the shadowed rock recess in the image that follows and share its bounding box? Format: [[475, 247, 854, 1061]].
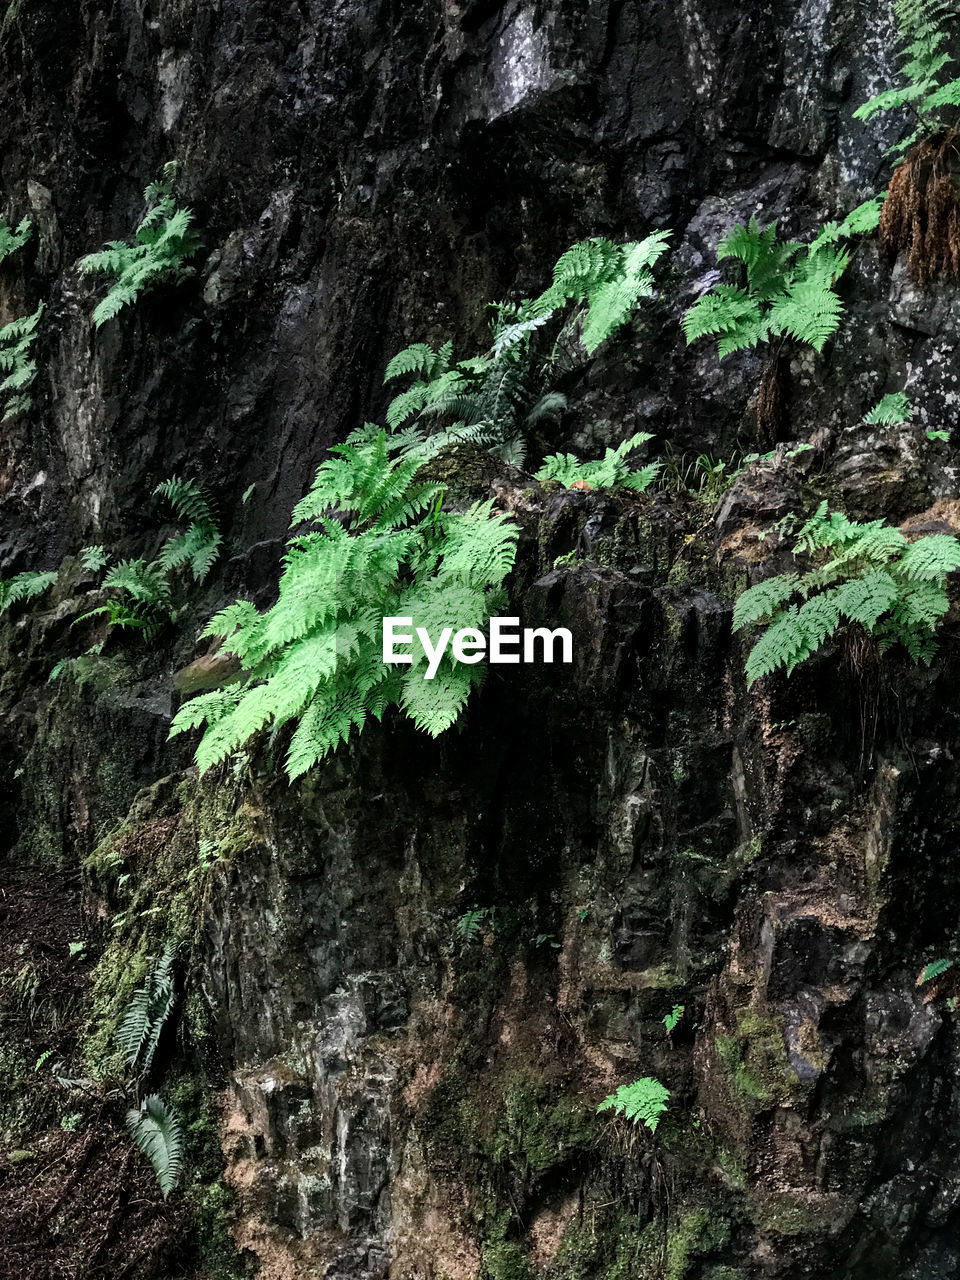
[[2, 1, 960, 1278]]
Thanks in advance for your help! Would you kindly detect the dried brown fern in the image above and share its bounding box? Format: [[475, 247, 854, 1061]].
[[880, 130, 960, 285]]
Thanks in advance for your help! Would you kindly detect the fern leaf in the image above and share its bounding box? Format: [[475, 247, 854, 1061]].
[[597, 1077, 670, 1135], [84, 173, 201, 325], [387, 381, 431, 429], [682, 287, 764, 350], [834, 570, 901, 630], [384, 343, 441, 382], [766, 277, 844, 352], [174, 422, 519, 779], [0, 216, 32, 265], [491, 313, 551, 357], [918, 957, 954, 985], [79, 545, 110, 572], [733, 574, 801, 629], [126, 1096, 184, 1198], [116, 943, 177, 1075], [839, 198, 885, 238], [525, 390, 567, 426], [744, 605, 817, 683], [154, 475, 214, 524], [899, 533, 960, 581], [0, 570, 58, 614], [865, 391, 912, 425]]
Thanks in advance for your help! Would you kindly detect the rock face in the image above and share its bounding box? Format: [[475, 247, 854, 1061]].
[[2, 2, 960, 1279]]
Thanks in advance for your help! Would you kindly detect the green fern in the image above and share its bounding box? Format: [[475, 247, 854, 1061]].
[[171, 427, 519, 780], [0, 303, 43, 420], [76, 477, 220, 640], [536, 231, 672, 354], [456, 907, 494, 942], [865, 391, 912, 425], [384, 233, 671, 463], [153, 477, 221, 582], [683, 203, 880, 358], [663, 1004, 685, 1035], [0, 569, 57, 615], [597, 1077, 670, 1134], [153, 475, 213, 525], [536, 432, 660, 492], [126, 1094, 184, 1198], [77, 558, 173, 641], [0, 216, 31, 266], [854, 1, 960, 155], [918, 957, 954, 985], [385, 320, 556, 467], [49, 642, 106, 686], [80, 169, 202, 327], [116, 943, 178, 1076], [79, 545, 110, 573], [734, 503, 960, 683]]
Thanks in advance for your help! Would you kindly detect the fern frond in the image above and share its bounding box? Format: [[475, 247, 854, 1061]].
[[0, 569, 58, 614], [116, 943, 177, 1075], [83, 172, 201, 326], [740, 502, 958, 684], [391, 341, 452, 386], [174, 424, 519, 779], [854, 0, 960, 140], [154, 475, 214, 524], [79, 545, 110, 573], [681, 287, 764, 350], [839, 198, 885, 238], [767, 277, 844, 351], [620, 461, 661, 492], [103, 559, 170, 605], [918, 957, 954, 985], [865, 391, 912, 425], [525, 390, 567, 426], [597, 1077, 670, 1135], [0, 303, 43, 418], [535, 432, 657, 491], [126, 1096, 183, 1198], [579, 231, 671, 353], [491, 313, 551, 357], [744, 605, 816, 682], [835, 569, 901, 630], [899, 533, 960, 580], [0, 216, 32, 265], [732, 574, 801, 629]]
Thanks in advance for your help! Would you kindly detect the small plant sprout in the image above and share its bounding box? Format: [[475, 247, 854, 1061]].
[[456, 907, 494, 943], [188, 837, 222, 882], [664, 1004, 685, 1036]]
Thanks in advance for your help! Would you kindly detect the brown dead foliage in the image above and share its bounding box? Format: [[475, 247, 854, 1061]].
[[880, 131, 960, 285], [0, 1126, 189, 1280]]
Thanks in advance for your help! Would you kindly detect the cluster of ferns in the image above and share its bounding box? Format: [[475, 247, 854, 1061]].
[[3, 0, 960, 783], [4, 0, 960, 1206]]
